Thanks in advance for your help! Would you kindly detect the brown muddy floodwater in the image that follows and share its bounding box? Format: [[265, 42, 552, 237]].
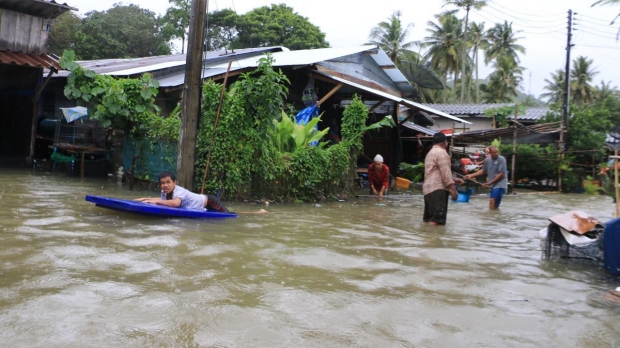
[[0, 168, 619, 347]]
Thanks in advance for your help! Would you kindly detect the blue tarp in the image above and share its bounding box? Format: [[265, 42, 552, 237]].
[[295, 103, 320, 146], [295, 103, 319, 125]]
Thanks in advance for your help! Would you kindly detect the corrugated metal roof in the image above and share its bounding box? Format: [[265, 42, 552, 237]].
[[156, 67, 228, 87], [207, 46, 374, 70], [315, 71, 471, 124], [0, 49, 60, 69], [401, 122, 438, 135], [420, 103, 550, 120], [53, 47, 286, 77], [0, 0, 76, 19]]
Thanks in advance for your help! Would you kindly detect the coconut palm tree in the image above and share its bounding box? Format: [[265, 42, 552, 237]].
[[367, 11, 416, 64], [541, 69, 565, 105], [443, 0, 486, 103], [595, 80, 620, 101], [483, 55, 523, 103], [570, 56, 599, 105], [484, 21, 526, 64], [467, 21, 487, 103], [422, 13, 463, 103], [592, 0, 620, 40]]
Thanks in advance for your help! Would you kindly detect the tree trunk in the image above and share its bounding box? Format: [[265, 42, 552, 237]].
[[443, 73, 447, 104], [475, 46, 480, 102], [460, 7, 470, 103], [453, 69, 458, 103]]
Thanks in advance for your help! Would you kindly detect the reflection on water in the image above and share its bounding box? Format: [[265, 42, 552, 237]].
[[1, 168, 620, 347]]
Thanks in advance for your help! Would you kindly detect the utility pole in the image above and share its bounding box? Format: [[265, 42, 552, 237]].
[[177, 0, 207, 189], [562, 9, 574, 133], [559, 9, 574, 192]]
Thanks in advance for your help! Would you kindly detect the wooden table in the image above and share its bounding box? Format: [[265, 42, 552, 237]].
[[51, 143, 111, 179]]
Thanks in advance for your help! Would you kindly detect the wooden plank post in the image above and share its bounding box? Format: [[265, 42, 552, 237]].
[[176, 0, 207, 189], [80, 152, 85, 179]]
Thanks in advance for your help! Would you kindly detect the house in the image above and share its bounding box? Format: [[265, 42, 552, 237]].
[[0, 0, 76, 166], [44, 45, 471, 178], [419, 103, 551, 131]]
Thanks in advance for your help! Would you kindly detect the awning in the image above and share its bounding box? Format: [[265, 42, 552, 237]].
[[0, 50, 61, 70], [313, 70, 472, 125]]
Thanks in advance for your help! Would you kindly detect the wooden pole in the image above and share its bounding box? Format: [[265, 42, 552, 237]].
[[511, 104, 518, 188], [176, 0, 207, 189], [614, 151, 620, 217], [200, 59, 233, 194], [450, 123, 455, 159], [80, 151, 85, 179], [558, 128, 564, 192]]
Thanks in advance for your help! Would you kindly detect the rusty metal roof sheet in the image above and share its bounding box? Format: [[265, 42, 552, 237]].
[[0, 0, 76, 19], [548, 211, 603, 234], [0, 49, 61, 69]]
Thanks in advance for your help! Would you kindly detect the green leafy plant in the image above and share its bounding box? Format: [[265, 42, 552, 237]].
[[269, 111, 329, 153], [483, 104, 525, 128], [399, 162, 425, 183], [60, 50, 160, 133]]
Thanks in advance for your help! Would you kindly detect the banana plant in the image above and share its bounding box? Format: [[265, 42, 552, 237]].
[[362, 115, 396, 131], [269, 111, 329, 153]]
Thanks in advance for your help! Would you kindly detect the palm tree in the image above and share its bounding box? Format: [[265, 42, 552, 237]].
[[468, 21, 487, 103], [443, 0, 486, 102], [591, 0, 620, 40], [422, 13, 463, 103], [483, 55, 523, 103], [541, 69, 565, 105], [570, 56, 599, 105], [595, 80, 620, 101], [367, 11, 416, 64], [484, 21, 526, 64]]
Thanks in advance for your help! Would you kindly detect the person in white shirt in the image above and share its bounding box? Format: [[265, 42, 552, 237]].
[[135, 171, 229, 213]]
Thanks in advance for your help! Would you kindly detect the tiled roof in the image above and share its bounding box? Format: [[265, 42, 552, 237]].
[[420, 103, 550, 120]]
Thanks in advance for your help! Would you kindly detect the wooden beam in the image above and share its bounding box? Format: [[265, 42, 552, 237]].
[[317, 83, 343, 106], [176, 0, 207, 189], [369, 100, 387, 113]]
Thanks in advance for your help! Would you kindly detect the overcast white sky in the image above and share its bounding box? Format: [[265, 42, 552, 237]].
[[65, 0, 620, 99]]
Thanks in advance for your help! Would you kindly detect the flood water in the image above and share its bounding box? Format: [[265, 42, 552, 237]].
[[1, 168, 619, 347]]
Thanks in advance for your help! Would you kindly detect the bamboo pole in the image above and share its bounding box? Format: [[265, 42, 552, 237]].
[[200, 59, 233, 194]]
